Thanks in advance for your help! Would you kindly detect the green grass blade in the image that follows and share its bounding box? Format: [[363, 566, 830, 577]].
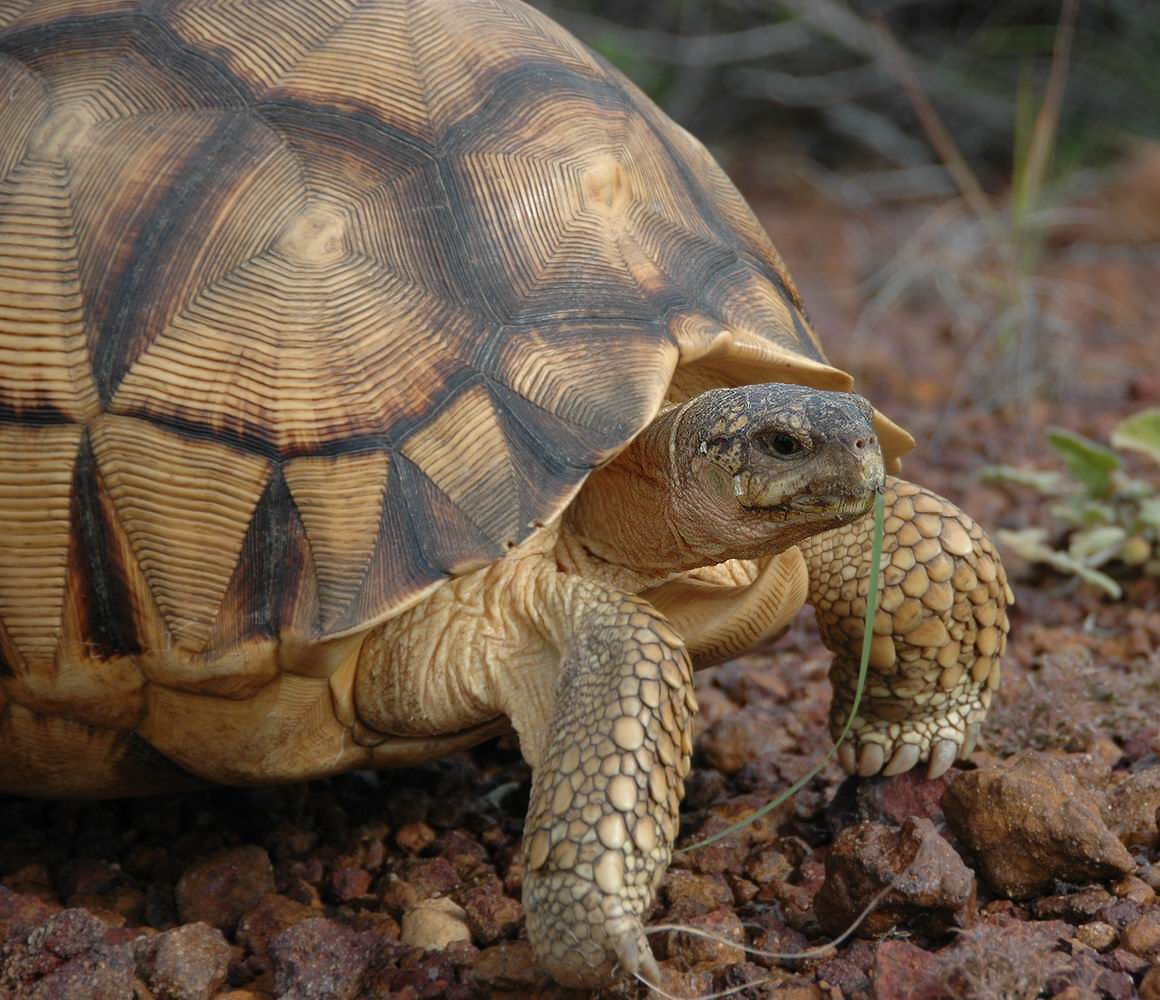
[[678, 489, 886, 854]]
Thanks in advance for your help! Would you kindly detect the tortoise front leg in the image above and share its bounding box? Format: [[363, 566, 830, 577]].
[[513, 579, 693, 988], [800, 477, 1011, 778]]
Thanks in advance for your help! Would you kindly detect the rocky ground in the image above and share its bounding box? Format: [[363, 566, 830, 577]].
[[2, 154, 1160, 1000]]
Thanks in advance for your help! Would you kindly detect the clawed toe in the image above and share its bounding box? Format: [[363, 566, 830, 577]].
[[882, 742, 920, 776], [837, 726, 981, 780]]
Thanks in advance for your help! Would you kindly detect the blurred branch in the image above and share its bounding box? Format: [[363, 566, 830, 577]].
[[727, 63, 888, 107], [1016, 0, 1078, 220], [553, 10, 812, 66], [871, 19, 997, 224]]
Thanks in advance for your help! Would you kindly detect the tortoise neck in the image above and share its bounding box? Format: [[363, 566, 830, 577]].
[[561, 403, 717, 581]]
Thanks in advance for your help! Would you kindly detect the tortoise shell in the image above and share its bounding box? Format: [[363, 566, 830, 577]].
[[0, 0, 910, 792]]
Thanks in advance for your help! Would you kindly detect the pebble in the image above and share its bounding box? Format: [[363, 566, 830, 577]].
[[1113, 874, 1157, 904], [395, 822, 437, 854], [1074, 921, 1117, 951], [138, 922, 231, 1000], [942, 750, 1136, 898], [1033, 888, 1114, 923], [1103, 766, 1160, 849], [873, 940, 944, 1000], [268, 918, 378, 1000], [656, 907, 745, 966], [459, 879, 522, 945], [1121, 915, 1160, 958], [235, 894, 322, 956], [1140, 965, 1160, 1000], [468, 940, 547, 990], [175, 847, 276, 933], [827, 770, 954, 833], [814, 817, 975, 937], [400, 898, 472, 950]]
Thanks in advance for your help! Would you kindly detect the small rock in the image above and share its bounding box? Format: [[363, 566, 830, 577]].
[[698, 704, 799, 775], [459, 881, 521, 945], [656, 907, 745, 967], [1098, 898, 1148, 931], [660, 870, 733, 916], [1104, 767, 1160, 849], [672, 817, 748, 877], [1139, 863, 1160, 890], [1139, 965, 1160, 1000], [395, 822, 436, 854], [1074, 921, 1117, 951], [814, 817, 975, 937], [828, 770, 954, 833], [1104, 946, 1150, 979], [433, 830, 489, 876], [1112, 873, 1157, 905], [175, 848, 276, 933], [327, 867, 372, 903], [400, 898, 471, 950], [0, 885, 59, 941], [942, 750, 1136, 898], [873, 940, 944, 1000], [269, 918, 377, 1000], [235, 894, 321, 957], [744, 845, 794, 885], [1034, 888, 1114, 923], [388, 858, 459, 902], [138, 922, 231, 1000], [469, 940, 548, 990], [746, 916, 808, 969], [1122, 915, 1160, 958], [816, 956, 870, 994]]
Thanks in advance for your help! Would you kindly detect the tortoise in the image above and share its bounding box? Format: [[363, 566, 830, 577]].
[[0, 0, 1011, 987]]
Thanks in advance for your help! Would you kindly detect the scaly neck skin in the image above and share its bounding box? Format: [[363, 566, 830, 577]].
[[562, 403, 736, 583]]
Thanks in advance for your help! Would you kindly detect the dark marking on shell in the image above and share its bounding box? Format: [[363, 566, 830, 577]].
[[68, 432, 143, 661], [212, 466, 318, 644]]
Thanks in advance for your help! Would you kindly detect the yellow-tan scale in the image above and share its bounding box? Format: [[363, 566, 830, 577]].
[[0, 0, 910, 796]]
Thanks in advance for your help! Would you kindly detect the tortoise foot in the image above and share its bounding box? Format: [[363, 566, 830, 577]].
[[803, 477, 1012, 781]]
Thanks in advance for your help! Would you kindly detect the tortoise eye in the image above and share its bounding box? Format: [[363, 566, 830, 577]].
[[755, 431, 805, 458]]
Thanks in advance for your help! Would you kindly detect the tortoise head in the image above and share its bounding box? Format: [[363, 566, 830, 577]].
[[566, 382, 885, 576], [666, 384, 884, 561]]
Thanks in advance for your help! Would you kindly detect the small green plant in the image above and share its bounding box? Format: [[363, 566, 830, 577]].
[[985, 408, 1160, 598]]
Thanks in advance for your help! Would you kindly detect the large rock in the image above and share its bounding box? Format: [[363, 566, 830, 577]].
[[175, 847, 276, 932], [943, 751, 1136, 898], [814, 817, 975, 937]]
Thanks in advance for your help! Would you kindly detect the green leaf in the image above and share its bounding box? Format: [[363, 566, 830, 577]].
[[1137, 497, 1160, 532], [1111, 408, 1160, 466], [980, 464, 1066, 494], [997, 528, 1122, 598], [1046, 427, 1120, 496], [1068, 525, 1127, 566]]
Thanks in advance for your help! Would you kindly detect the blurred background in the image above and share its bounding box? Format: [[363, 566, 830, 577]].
[[543, 0, 1159, 478]]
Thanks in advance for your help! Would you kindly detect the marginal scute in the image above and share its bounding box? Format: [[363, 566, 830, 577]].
[[284, 451, 390, 625], [0, 423, 82, 669], [91, 414, 273, 652]]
